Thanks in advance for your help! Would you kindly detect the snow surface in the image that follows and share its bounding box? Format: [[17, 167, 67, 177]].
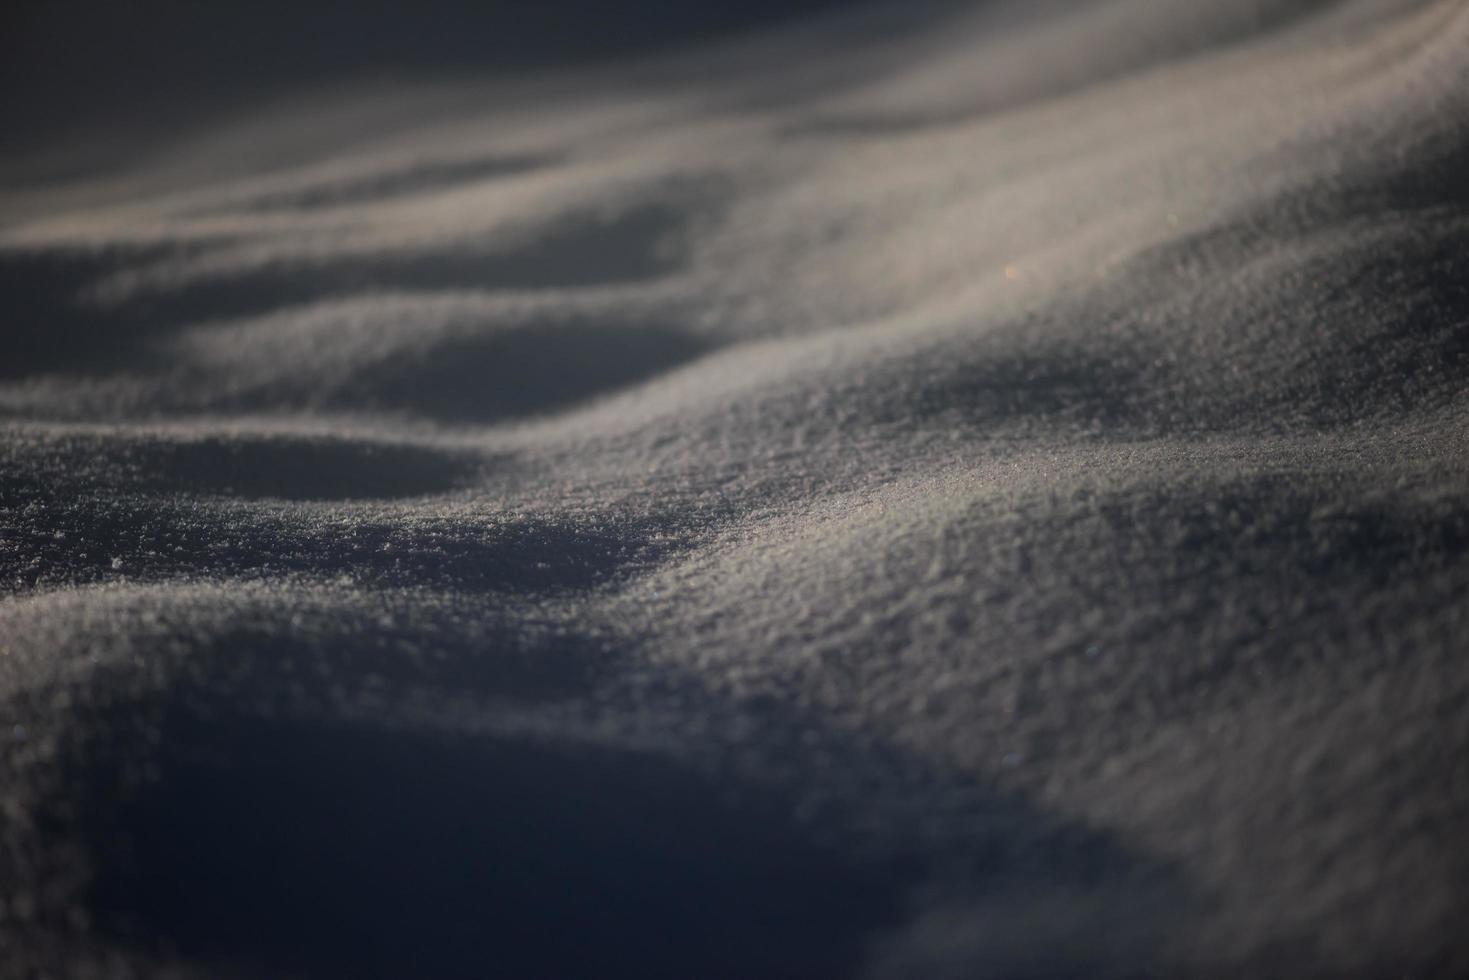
[[3, 0, 1468, 976]]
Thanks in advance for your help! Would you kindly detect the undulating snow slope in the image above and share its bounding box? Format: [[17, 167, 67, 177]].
[[3, 0, 1468, 976]]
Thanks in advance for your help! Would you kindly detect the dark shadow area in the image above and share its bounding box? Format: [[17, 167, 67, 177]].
[[86, 714, 905, 980], [138, 436, 484, 500], [834, 334, 1154, 435], [185, 153, 558, 216], [0, 480, 691, 597], [0, 430, 483, 502], [0, 0, 866, 158], [919, 344, 1150, 430], [335, 320, 716, 423]]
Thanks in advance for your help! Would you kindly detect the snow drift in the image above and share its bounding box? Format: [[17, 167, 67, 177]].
[[3, 0, 1468, 976]]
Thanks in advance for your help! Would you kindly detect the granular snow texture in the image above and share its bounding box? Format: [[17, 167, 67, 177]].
[[2, 1, 1468, 977]]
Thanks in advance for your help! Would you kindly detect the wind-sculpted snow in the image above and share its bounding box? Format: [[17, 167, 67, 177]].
[[3, 0, 1468, 976]]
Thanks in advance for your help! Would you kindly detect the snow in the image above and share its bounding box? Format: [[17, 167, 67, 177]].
[[3, 0, 1468, 976]]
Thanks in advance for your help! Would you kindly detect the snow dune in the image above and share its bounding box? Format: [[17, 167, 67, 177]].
[[3, 0, 1468, 976]]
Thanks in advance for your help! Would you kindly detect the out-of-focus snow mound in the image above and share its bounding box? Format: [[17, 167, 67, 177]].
[[3, 0, 1468, 977]]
